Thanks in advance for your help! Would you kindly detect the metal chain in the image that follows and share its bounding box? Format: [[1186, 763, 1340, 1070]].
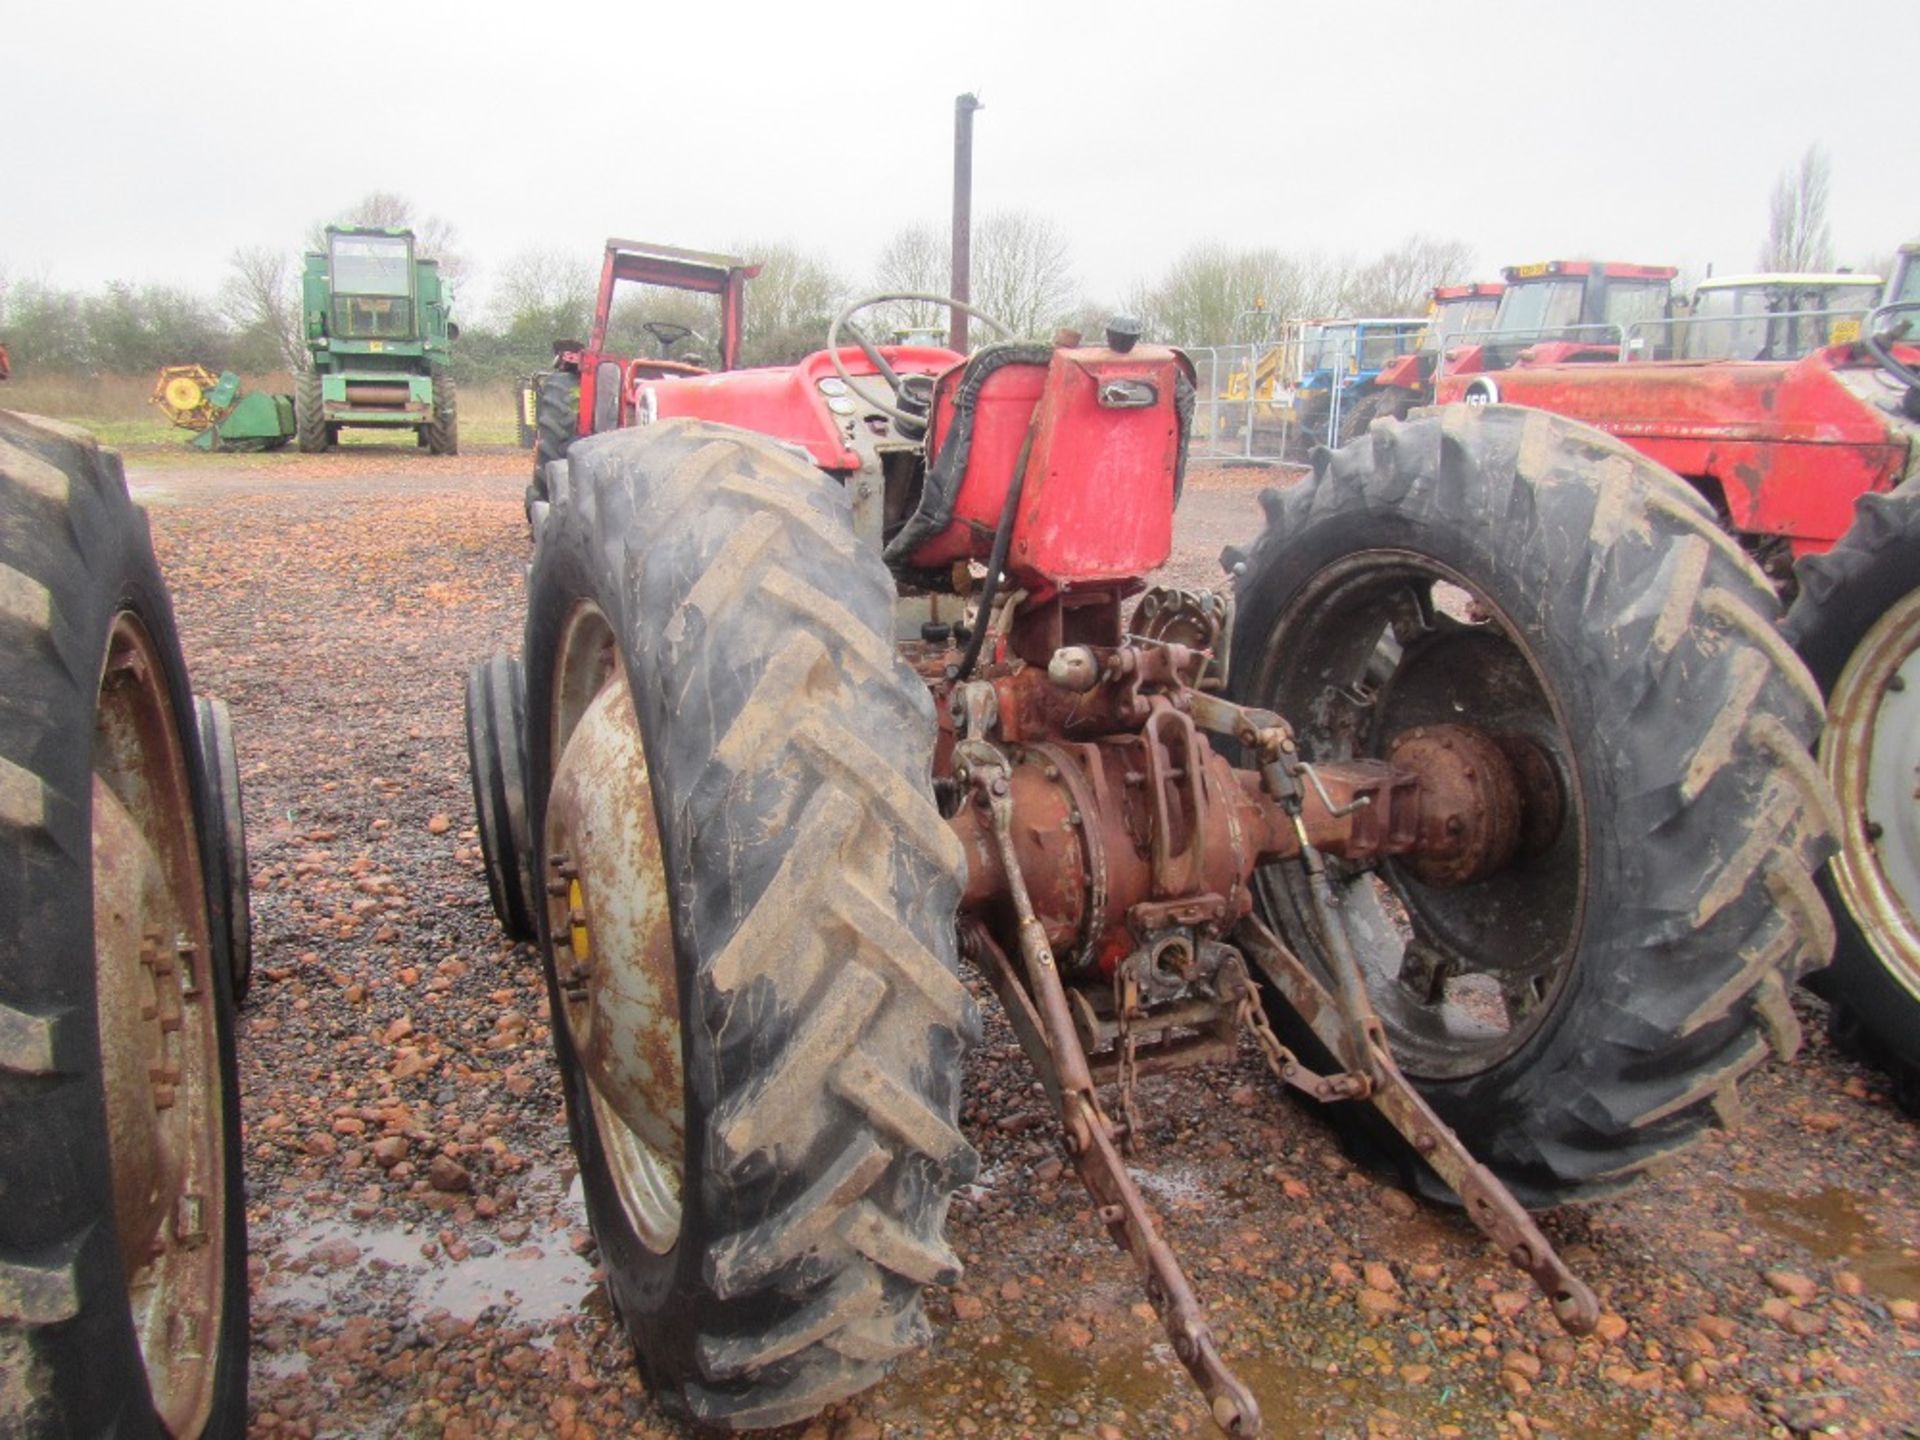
[[1232, 985, 1300, 1087]]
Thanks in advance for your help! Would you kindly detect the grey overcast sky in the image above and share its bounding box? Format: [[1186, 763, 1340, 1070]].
[[4, 0, 1914, 314]]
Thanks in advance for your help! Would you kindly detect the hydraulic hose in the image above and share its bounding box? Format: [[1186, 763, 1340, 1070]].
[[956, 423, 1037, 680]]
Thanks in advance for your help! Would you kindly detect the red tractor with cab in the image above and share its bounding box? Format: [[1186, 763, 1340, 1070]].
[[1442, 259, 1677, 377], [466, 286, 1833, 1432], [1432, 244, 1920, 1107]]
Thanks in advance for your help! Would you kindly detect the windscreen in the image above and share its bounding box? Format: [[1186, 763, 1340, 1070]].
[[1427, 296, 1499, 351], [1491, 279, 1583, 339], [1357, 325, 1420, 370], [330, 234, 414, 297], [1887, 258, 1920, 308]]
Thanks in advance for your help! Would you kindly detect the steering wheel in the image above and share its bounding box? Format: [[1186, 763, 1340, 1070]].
[[826, 292, 1013, 426], [1864, 301, 1920, 394], [642, 320, 697, 356]]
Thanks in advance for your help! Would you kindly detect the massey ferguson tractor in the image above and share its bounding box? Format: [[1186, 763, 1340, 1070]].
[[1435, 246, 1920, 1109], [466, 294, 1835, 1432], [0, 410, 253, 1436]]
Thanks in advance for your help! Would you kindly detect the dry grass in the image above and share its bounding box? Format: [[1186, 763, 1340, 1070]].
[[1, 371, 522, 448]]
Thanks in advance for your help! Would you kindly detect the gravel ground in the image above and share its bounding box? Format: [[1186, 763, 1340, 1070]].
[[127, 446, 1919, 1440]]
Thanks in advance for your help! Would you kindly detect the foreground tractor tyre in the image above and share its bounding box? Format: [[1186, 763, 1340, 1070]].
[[522, 419, 978, 1428], [1784, 480, 1920, 1110], [1227, 405, 1836, 1206], [527, 371, 579, 517], [0, 411, 248, 1436], [294, 368, 327, 454], [426, 370, 459, 457]]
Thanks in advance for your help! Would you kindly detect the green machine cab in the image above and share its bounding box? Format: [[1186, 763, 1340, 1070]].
[[297, 226, 458, 454]]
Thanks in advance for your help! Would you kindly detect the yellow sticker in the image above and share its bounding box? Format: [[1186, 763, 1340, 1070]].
[[1512, 263, 1551, 278], [368, 340, 385, 352], [1829, 318, 1861, 345]]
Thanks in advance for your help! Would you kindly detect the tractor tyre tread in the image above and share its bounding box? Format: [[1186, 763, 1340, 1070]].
[[526, 419, 977, 1428], [1783, 477, 1920, 1109], [427, 370, 458, 456], [1228, 405, 1835, 1205], [294, 367, 327, 454], [0, 409, 249, 1437]]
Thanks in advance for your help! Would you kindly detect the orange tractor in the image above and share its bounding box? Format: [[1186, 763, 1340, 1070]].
[[466, 287, 1834, 1431]]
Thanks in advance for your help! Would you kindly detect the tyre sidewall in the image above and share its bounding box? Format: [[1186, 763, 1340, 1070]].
[[0, 427, 247, 1438], [521, 471, 690, 1375]]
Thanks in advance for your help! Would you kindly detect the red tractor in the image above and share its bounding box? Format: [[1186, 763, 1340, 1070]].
[[525, 239, 760, 514], [466, 294, 1833, 1432], [1358, 280, 1505, 424], [1433, 244, 1920, 1107], [1442, 259, 1677, 376]]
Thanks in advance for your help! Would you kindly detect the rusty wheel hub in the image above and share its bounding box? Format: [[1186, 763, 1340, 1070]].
[[92, 614, 225, 1435], [1255, 552, 1585, 1080], [545, 606, 683, 1253]]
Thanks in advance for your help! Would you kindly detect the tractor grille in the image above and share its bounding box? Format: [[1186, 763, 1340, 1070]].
[[333, 296, 415, 340]]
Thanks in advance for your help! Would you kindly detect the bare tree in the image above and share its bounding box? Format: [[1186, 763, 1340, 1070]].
[[1341, 235, 1477, 317], [1130, 244, 1346, 347], [221, 245, 303, 371], [488, 248, 597, 334], [1761, 146, 1834, 273], [872, 224, 951, 331], [733, 241, 850, 365], [972, 210, 1076, 338], [870, 211, 1077, 340]]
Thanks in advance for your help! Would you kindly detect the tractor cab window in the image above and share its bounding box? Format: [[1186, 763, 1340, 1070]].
[[1684, 282, 1883, 361], [1684, 286, 1769, 360], [1600, 280, 1669, 339], [1492, 280, 1583, 341], [1428, 297, 1499, 351], [1356, 327, 1417, 371], [1887, 256, 1920, 309], [330, 235, 414, 298]]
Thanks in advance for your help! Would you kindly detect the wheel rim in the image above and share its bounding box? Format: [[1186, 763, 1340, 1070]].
[[91, 613, 226, 1435], [1253, 550, 1585, 1079], [544, 604, 684, 1253], [1823, 587, 1920, 1003]]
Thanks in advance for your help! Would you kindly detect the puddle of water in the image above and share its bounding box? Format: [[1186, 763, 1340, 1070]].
[[1736, 1186, 1920, 1302], [260, 1164, 598, 1327]]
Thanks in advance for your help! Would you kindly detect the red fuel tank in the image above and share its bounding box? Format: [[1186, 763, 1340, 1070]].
[[910, 344, 1186, 596]]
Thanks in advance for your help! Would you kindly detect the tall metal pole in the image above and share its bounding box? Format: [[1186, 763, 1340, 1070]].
[[950, 92, 982, 353]]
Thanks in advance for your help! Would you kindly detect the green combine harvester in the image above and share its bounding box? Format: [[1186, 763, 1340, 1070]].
[[296, 225, 458, 453]]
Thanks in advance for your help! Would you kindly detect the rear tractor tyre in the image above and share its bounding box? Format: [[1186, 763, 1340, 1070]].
[[1783, 479, 1920, 1111], [0, 410, 249, 1437], [294, 367, 328, 454], [464, 652, 536, 943], [522, 419, 979, 1427], [527, 371, 579, 519], [1225, 405, 1836, 1206], [426, 370, 458, 457], [193, 695, 253, 1004]]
